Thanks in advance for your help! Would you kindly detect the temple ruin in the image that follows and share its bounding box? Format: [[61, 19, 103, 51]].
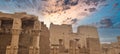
[[0, 12, 120, 54], [50, 24, 101, 54], [0, 12, 50, 54]]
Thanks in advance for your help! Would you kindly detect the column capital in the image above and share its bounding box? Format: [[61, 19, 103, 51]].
[[32, 20, 41, 36], [11, 29, 21, 35], [33, 20, 41, 30], [12, 18, 22, 35], [32, 30, 41, 36], [12, 18, 21, 29]]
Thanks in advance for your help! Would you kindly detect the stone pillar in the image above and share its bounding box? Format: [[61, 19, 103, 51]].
[[0, 20, 1, 27], [50, 46, 59, 54], [59, 39, 65, 53], [117, 36, 120, 42], [0, 20, 1, 30], [87, 38, 101, 54], [29, 20, 41, 54], [6, 18, 21, 54], [69, 40, 79, 54]]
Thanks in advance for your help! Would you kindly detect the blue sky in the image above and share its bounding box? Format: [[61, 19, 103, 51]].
[[0, 0, 120, 43], [77, 0, 120, 42]]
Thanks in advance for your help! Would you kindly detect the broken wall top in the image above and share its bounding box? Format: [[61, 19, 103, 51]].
[[0, 12, 38, 20]]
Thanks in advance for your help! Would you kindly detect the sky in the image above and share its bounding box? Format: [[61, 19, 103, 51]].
[[0, 0, 120, 43], [74, 0, 120, 43]]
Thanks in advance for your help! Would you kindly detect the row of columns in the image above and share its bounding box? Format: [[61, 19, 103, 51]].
[[50, 39, 89, 54], [50, 40, 80, 54], [50, 46, 80, 54], [6, 18, 41, 54]]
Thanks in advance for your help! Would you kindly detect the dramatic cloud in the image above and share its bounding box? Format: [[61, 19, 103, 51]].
[[90, 18, 120, 28], [113, 2, 119, 8], [42, 0, 106, 26], [100, 18, 113, 28], [0, 0, 106, 27], [89, 7, 97, 12]]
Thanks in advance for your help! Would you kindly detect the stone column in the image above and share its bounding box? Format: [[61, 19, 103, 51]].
[[50, 46, 59, 54], [117, 36, 120, 42], [29, 20, 41, 54], [69, 40, 79, 54], [6, 18, 21, 54], [59, 39, 65, 53], [0, 20, 1, 30], [0, 20, 1, 26]]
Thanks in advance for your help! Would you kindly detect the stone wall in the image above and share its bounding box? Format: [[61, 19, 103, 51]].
[[50, 24, 101, 54], [40, 22, 50, 54], [0, 16, 13, 54], [50, 23, 72, 49], [0, 34, 12, 54], [77, 26, 99, 48], [87, 38, 101, 54]]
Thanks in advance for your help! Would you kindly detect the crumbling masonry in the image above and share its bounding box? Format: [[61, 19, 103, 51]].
[[0, 12, 50, 54], [1, 12, 119, 54]]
